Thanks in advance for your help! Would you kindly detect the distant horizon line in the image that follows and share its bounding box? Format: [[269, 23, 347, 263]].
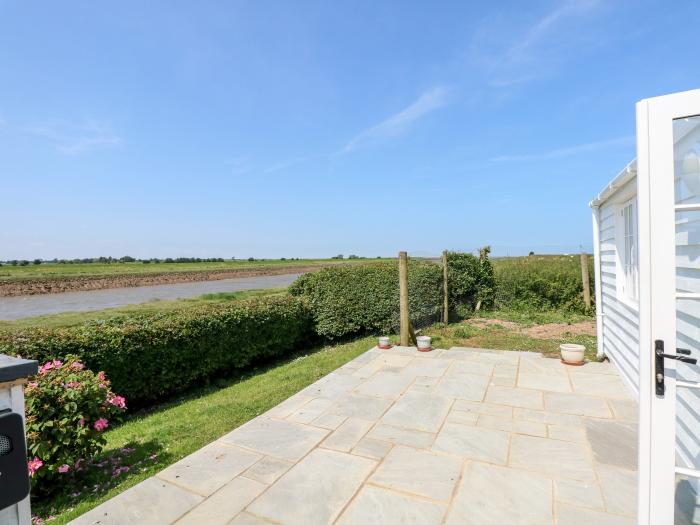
[[1, 249, 594, 264]]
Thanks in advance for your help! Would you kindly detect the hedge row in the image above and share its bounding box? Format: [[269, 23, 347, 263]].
[[289, 261, 442, 338], [289, 252, 495, 339], [0, 296, 314, 406], [493, 255, 594, 312]]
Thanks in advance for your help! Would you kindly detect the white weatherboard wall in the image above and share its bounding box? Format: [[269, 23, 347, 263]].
[[592, 171, 641, 396]]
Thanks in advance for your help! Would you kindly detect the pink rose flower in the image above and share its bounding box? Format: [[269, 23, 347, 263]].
[[78, 417, 86, 427], [69, 362, 85, 370], [28, 457, 43, 476], [57, 464, 70, 474], [93, 418, 109, 432]]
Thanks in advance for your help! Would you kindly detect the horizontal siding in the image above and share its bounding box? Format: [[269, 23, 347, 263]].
[[598, 197, 640, 396]]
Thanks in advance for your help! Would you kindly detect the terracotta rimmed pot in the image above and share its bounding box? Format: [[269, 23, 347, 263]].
[[560, 343, 585, 365], [378, 336, 393, 350], [417, 336, 432, 352]]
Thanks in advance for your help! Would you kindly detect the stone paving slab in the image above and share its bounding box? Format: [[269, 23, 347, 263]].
[[174, 477, 266, 525], [368, 445, 462, 501], [71, 477, 204, 525], [221, 417, 329, 462], [446, 461, 553, 525], [157, 442, 261, 496], [337, 485, 446, 524], [247, 448, 376, 525], [71, 346, 639, 525]]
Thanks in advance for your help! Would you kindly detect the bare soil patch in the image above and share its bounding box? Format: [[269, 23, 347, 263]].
[[465, 317, 596, 339], [0, 266, 323, 297], [468, 318, 521, 331], [520, 320, 596, 338]]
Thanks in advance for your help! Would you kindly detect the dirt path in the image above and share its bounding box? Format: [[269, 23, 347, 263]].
[[467, 317, 596, 338], [0, 265, 323, 297]]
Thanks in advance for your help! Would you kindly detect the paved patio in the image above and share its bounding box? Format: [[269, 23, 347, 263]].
[[71, 346, 639, 525]]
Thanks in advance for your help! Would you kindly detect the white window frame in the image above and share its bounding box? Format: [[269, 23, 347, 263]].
[[621, 198, 639, 301], [614, 190, 639, 305]]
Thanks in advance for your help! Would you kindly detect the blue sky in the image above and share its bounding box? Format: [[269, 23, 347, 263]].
[[1, 0, 699, 259]]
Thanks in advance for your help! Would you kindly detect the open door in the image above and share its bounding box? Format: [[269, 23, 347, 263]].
[[638, 88, 700, 524]]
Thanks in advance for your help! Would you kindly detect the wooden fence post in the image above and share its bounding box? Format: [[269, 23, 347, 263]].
[[580, 252, 591, 308], [399, 251, 410, 346], [442, 250, 449, 324]]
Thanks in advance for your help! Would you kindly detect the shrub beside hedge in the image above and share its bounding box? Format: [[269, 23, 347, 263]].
[[25, 357, 126, 496], [446, 248, 495, 315], [493, 255, 594, 312], [289, 261, 443, 339], [1, 296, 314, 406]]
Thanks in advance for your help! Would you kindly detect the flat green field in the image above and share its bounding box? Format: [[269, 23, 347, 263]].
[[0, 258, 368, 283]]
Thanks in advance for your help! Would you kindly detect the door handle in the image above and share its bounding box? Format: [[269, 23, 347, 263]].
[[658, 353, 697, 364], [655, 340, 698, 396]]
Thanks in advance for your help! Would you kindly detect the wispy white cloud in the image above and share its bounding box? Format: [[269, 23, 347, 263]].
[[472, 0, 603, 87], [225, 156, 253, 176], [25, 119, 122, 154], [340, 86, 450, 153], [490, 135, 634, 163], [262, 155, 311, 174]]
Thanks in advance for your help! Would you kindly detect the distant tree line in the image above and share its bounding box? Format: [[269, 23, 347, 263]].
[[0, 256, 333, 266]]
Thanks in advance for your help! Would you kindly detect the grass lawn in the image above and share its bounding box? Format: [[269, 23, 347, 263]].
[[0, 258, 373, 283], [31, 308, 597, 523], [0, 288, 285, 332]]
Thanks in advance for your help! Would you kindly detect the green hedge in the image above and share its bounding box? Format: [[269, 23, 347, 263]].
[[289, 261, 443, 339], [446, 248, 495, 314], [0, 296, 314, 406], [493, 255, 593, 312]]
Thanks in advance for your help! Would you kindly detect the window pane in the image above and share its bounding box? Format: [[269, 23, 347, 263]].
[[675, 472, 700, 524], [675, 115, 700, 204], [677, 210, 700, 294]]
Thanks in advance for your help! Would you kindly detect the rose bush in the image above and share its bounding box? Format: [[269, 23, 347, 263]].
[[24, 356, 126, 495]]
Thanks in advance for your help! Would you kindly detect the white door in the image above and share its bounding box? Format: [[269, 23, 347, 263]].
[[638, 88, 700, 524]]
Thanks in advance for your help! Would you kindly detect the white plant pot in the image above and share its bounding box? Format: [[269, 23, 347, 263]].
[[416, 336, 432, 351], [560, 343, 585, 364], [378, 336, 391, 349]]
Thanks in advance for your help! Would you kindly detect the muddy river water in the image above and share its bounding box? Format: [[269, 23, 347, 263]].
[[0, 273, 301, 320]]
